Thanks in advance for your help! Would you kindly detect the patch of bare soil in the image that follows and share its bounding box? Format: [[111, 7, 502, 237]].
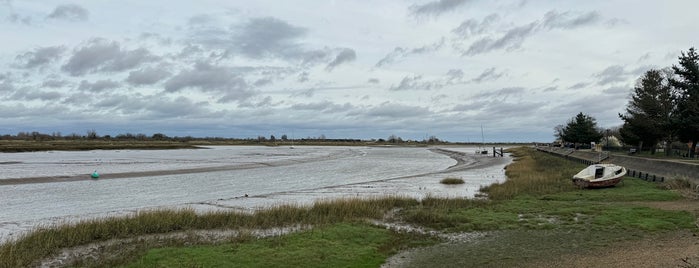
[[38, 225, 310, 267], [525, 230, 699, 268], [528, 198, 699, 268]]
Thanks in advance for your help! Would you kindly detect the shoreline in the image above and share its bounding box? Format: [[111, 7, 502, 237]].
[[0, 146, 511, 243]]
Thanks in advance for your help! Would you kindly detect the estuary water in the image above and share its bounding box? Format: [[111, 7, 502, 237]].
[[0, 146, 510, 243]]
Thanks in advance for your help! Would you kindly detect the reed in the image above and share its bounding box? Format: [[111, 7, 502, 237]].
[[479, 147, 581, 200]]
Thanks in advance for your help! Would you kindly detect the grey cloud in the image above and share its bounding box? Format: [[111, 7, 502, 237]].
[[14, 46, 65, 69], [300, 49, 331, 66], [410, 0, 473, 17], [542, 86, 557, 92], [452, 14, 499, 38], [389, 75, 442, 91], [234, 17, 306, 58], [3, 0, 30, 24], [464, 21, 538, 56], [471, 67, 504, 83], [446, 69, 464, 82], [291, 101, 353, 113], [605, 18, 628, 27], [47, 4, 89, 21], [164, 62, 255, 103], [292, 88, 316, 98], [462, 10, 602, 56], [42, 79, 69, 88], [326, 48, 356, 71], [541, 10, 599, 29], [473, 87, 525, 100], [366, 102, 430, 118], [602, 86, 628, 96], [375, 39, 444, 67], [254, 78, 272, 87], [554, 94, 626, 124], [126, 67, 171, 85], [637, 52, 651, 62], [62, 39, 158, 76], [8, 13, 32, 25], [187, 14, 216, 27], [238, 96, 275, 108], [478, 100, 545, 121], [0, 80, 15, 93], [139, 32, 173, 46], [93, 94, 141, 111], [78, 79, 120, 92], [368, 78, 380, 84], [107, 48, 158, 72], [568, 82, 588, 90], [298, 72, 309, 82], [145, 96, 208, 118], [375, 47, 407, 67], [188, 16, 342, 67], [11, 89, 62, 101], [594, 65, 626, 85], [452, 101, 488, 112], [60, 91, 91, 106]]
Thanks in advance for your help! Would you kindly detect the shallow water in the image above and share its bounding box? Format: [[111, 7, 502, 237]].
[[0, 146, 510, 242]]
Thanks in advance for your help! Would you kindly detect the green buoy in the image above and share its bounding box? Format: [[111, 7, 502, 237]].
[[91, 170, 99, 179]]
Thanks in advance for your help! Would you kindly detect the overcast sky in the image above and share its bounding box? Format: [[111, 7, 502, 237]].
[[0, 1, 696, 142]]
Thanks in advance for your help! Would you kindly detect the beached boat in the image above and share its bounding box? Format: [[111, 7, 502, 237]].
[[572, 164, 626, 188]]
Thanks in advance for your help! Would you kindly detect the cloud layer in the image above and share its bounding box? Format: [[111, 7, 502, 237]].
[[0, 1, 695, 142]]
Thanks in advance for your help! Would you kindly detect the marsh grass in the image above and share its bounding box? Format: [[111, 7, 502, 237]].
[[440, 177, 465, 184], [0, 196, 417, 268], [480, 147, 582, 200], [0, 140, 197, 152], [122, 223, 438, 268]]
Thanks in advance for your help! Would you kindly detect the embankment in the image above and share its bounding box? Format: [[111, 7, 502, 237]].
[[536, 146, 698, 183]]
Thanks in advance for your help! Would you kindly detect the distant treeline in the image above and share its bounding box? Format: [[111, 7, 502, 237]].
[[0, 131, 446, 145]]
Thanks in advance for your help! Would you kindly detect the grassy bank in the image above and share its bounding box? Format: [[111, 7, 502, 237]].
[[120, 223, 436, 268], [0, 140, 198, 152], [1, 147, 696, 267]]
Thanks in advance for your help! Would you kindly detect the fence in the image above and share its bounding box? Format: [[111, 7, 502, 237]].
[[535, 146, 667, 183]]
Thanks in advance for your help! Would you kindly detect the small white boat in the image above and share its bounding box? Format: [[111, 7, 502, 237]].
[[572, 164, 626, 188]]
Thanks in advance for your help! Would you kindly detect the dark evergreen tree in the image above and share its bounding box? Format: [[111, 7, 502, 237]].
[[559, 112, 603, 147], [669, 47, 699, 157], [619, 69, 675, 154]]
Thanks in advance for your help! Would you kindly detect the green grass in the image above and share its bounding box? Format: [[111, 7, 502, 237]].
[[396, 229, 645, 268], [401, 194, 693, 233], [121, 223, 437, 268]]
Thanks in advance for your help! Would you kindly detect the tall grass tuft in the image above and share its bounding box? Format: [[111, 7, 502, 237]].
[[480, 147, 581, 200], [440, 177, 465, 184]]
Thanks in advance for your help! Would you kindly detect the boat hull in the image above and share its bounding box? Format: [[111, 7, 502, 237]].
[[573, 175, 623, 188], [572, 164, 626, 189]]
